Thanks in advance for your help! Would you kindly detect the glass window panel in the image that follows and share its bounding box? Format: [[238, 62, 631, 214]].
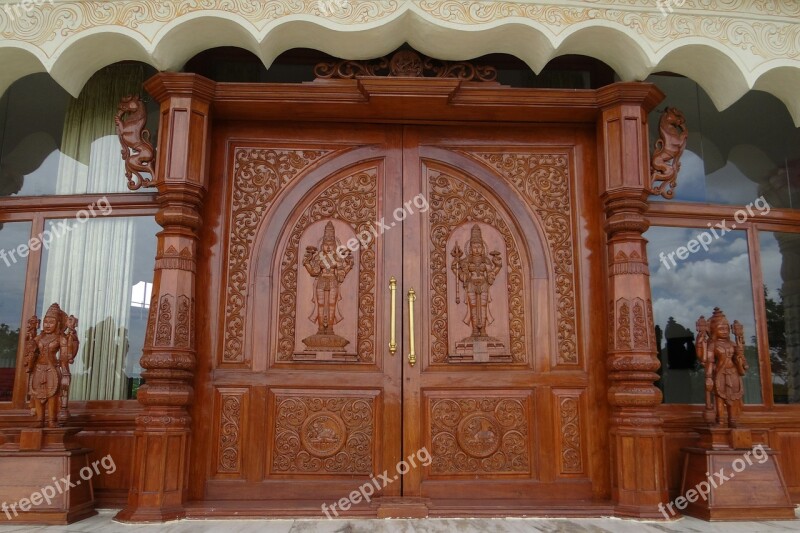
[[647, 75, 800, 208], [758, 231, 800, 404], [0, 65, 158, 197], [646, 226, 762, 404], [36, 215, 159, 400], [0, 222, 32, 401]]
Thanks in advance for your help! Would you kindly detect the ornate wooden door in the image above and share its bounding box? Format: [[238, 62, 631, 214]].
[[400, 126, 604, 505], [198, 123, 405, 503], [198, 120, 604, 510]]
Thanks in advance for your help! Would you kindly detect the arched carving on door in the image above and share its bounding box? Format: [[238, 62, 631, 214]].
[[248, 152, 390, 370], [417, 146, 577, 369]]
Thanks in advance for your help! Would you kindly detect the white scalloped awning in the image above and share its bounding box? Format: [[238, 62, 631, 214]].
[[1, 0, 799, 124]]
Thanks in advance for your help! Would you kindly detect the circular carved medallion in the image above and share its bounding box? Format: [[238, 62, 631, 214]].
[[301, 412, 346, 458], [456, 414, 501, 458]]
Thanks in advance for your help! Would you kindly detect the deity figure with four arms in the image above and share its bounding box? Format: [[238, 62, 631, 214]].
[[450, 224, 509, 362], [695, 307, 748, 428], [451, 224, 503, 337], [301, 221, 354, 352], [23, 303, 79, 428]]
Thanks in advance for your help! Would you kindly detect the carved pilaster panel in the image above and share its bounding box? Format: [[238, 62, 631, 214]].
[[609, 249, 648, 276], [553, 389, 586, 476], [427, 170, 526, 364], [213, 388, 248, 478], [613, 297, 653, 353], [148, 293, 194, 350], [144, 291, 158, 348], [463, 151, 578, 365], [223, 148, 332, 363], [270, 391, 376, 475], [155, 245, 195, 272], [154, 294, 174, 347], [427, 392, 532, 476], [277, 169, 378, 362]]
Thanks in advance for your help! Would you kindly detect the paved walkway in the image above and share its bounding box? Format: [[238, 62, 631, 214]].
[[1, 509, 799, 533]]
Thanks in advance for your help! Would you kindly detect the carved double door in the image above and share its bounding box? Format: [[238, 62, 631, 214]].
[[198, 121, 604, 510]]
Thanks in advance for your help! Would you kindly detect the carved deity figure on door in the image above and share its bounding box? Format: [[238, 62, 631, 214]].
[[298, 221, 356, 359], [23, 303, 79, 428], [695, 307, 748, 427], [449, 224, 510, 362]]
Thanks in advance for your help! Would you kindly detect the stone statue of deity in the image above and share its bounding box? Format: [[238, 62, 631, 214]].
[[301, 221, 354, 352], [451, 224, 503, 337], [450, 224, 509, 362], [23, 303, 79, 428], [695, 307, 748, 428]]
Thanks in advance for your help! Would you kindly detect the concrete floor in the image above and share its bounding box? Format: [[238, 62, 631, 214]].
[[1, 508, 799, 533]]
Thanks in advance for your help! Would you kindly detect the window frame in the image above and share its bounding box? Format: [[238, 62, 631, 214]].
[[0, 191, 158, 410], [648, 200, 800, 409]]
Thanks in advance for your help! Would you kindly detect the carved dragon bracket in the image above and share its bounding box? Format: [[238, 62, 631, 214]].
[[115, 95, 156, 190], [649, 106, 688, 199]]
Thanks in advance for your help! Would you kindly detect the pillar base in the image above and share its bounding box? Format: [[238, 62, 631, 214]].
[[115, 427, 190, 523]]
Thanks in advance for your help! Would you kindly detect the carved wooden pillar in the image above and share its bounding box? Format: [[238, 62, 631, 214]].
[[115, 74, 214, 522], [597, 84, 669, 518]]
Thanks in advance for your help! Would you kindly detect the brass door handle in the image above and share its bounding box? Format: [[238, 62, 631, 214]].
[[389, 277, 397, 355], [408, 288, 416, 367]]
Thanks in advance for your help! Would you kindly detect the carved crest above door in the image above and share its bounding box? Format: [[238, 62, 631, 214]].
[[314, 50, 497, 81]]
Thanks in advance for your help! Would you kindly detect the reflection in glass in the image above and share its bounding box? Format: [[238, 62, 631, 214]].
[[758, 231, 800, 404], [0, 222, 32, 401], [647, 75, 800, 208], [646, 226, 762, 404], [36, 216, 159, 400], [0, 65, 157, 197]]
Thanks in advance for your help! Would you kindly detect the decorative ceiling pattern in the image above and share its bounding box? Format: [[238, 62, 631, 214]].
[[0, 0, 798, 123]]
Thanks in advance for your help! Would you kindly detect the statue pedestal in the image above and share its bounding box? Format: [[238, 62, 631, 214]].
[[449, 336, 511, 363], [0, 427, 96, 524], [679, 427, 795, 521], [294, 333, 358, 362]]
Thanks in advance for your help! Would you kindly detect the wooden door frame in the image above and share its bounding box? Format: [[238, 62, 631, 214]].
[[116, 72, 667, 522]]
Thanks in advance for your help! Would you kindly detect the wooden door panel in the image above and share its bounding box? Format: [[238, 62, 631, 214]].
[[402, 125, 600, 503], [199, 123, 403, 501], [198, 121, 604, 508], [424, 390, 534, 477]]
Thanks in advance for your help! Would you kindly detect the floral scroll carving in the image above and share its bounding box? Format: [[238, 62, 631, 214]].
[[557, 394, 583, 475], [315, 49, 497, 81], [154, 294, 173, 346], [427, 170, 525, 364], [223, 148, 330, 363], [115, 95, 155, 190], [611, 297, 655, 352], [650, 107, 688, 199], [272, 394, 374, 474], [147, 292, 194, 350], [277, 170, 377, 363], [430, 396, 530, 475], [466, 151, 578, 364], [175, 295, 191, 348], [218, 393, 243, 473]]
